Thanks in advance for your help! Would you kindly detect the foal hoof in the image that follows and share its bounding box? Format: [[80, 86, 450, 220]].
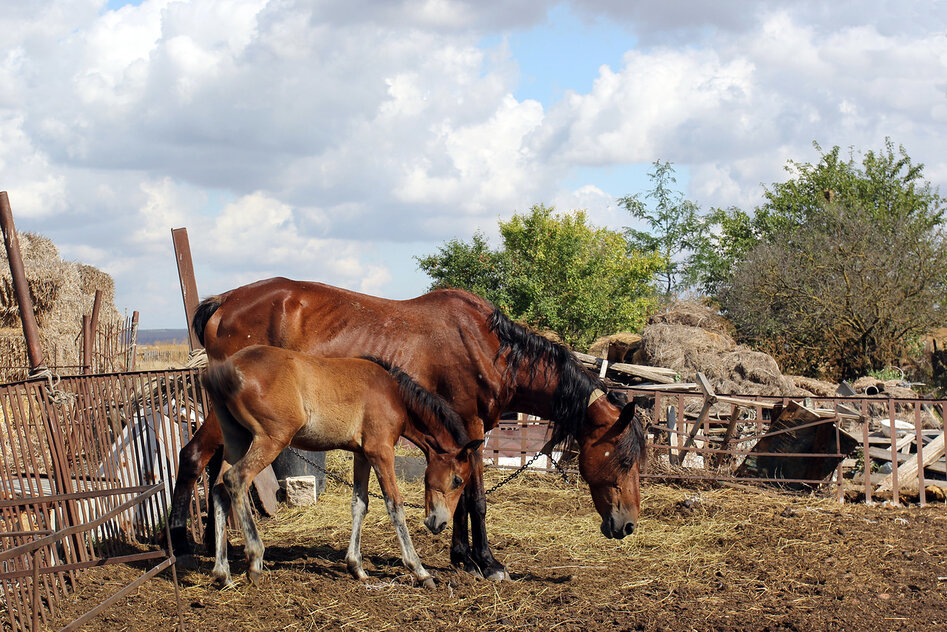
[[247, 570, 263, 586], [421, 577, 436, 590], [212, 574, 234, 589]]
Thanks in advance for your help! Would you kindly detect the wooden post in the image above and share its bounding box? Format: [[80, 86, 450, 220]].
[[0, 191, 47, 372], [171, 228, 202, 351]]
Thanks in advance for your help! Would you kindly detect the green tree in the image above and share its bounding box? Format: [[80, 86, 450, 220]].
[[619, 160, 700, 295], [708, 140, 947, 380], [417, 204, 663, 348], [689, 138, 945, 295]]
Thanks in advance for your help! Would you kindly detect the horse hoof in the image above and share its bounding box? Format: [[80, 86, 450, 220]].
[[176, 554, 198, 570], [247, 570, 262, 585], [421, 577, 436, 589], [486, 569, 511, 582]]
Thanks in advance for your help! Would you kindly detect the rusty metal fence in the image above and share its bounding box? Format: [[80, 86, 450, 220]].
[[0, 369, 205, 631]]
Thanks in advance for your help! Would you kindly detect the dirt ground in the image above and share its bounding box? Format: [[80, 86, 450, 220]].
[[51, 467, 947, 632]]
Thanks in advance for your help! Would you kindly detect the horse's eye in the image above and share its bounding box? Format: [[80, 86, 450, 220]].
[[452, 475, 464, 489]]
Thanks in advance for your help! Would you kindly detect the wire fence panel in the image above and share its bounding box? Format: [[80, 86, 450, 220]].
[[0, 370, 200, 631]]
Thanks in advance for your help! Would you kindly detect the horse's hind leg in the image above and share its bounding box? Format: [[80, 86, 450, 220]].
[[169, 416, 223, 566], [370, 447, 434, 588], [344, 453, 371, 580]]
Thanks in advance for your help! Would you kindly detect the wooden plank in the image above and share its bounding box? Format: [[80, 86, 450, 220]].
[[628, 382, 698, 392], [876, 432, 946, 492], [573, 352, 677, 383]]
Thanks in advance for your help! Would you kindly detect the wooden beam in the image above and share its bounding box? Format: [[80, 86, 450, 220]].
[[876, 432, 945, 492]]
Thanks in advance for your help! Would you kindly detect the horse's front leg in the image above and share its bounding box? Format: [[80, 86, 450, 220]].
[[450, 489, 472, 571], [467, 452, 509, 581], [344, 454, 372, 581], [370, 447, 435, 588]]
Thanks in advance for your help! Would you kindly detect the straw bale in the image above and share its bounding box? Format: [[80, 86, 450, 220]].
[[0, 230, 121, 373], [641, 323, 735, 374], [587, 332, 642, 361], [638, 302, 805, 397], [790, 376, 840, 397], [648, 300, 732, 335]]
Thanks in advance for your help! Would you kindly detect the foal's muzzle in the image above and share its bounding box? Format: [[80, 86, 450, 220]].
[[424, 506, 449, 534]]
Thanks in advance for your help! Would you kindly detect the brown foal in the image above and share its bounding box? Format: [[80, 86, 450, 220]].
[[202, 346, 481, 587]]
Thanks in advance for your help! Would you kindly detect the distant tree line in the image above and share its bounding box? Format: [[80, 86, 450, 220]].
[[417, 139, 947, 384]]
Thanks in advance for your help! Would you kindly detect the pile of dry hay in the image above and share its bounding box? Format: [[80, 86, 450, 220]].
[[604, 301, 807, 397], [0, 232, 120, 378]]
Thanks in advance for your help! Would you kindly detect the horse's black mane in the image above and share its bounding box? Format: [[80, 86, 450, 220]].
[[487, 310, 605, 447], [487, 309, 647, 470]]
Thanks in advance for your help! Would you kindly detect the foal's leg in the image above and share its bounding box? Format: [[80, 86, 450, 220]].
[[169, 417, 223, 566], [222, 437, 283, 585], [344, 453, 371, 580], [210, 481, 233, 586], [370, 447, 435, 588]]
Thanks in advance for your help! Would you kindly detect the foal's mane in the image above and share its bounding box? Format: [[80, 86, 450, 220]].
[[363, 356, 471, 447]]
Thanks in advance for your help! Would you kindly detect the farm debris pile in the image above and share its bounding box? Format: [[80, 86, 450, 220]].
[[0, 231, 120, 377], [587, 300, 931, 402], [49, 467, 947, 632]]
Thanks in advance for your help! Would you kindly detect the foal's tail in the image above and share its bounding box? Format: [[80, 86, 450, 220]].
[[192, 295, 225, 347], [362, 357, 471, 447], [202, 359, 242, 411]]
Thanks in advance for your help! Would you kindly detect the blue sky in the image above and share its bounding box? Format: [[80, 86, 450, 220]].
[[1, 1, 944, 328]]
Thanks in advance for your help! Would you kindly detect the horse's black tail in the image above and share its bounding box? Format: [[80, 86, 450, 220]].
[[362, 356, 470, 447], [192, 295, 224, 346]]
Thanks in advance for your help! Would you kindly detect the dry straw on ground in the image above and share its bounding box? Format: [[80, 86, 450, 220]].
[[50, 462, 947, 632]]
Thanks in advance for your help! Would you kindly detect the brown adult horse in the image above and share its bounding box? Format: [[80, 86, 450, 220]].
[[204, 348, 481, 587], [170, 277, 646, 580]]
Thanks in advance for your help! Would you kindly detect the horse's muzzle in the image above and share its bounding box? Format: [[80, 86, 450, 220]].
[[601, 515, 635, 540]]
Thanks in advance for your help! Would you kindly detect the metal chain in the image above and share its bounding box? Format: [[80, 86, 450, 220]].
[[287, 446, 574, 508], [287, 447, 425, 509]]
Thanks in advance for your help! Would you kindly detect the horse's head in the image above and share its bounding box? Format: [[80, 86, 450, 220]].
[[577, 394, 646, 540], [422, 439, 483, 534]]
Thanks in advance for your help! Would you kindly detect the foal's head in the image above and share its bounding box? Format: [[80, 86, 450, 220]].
[[421, 439, 483, 534]]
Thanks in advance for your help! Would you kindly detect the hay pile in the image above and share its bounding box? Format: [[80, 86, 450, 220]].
[[634, 301, 802, 397], [0, 231, 120, 377]]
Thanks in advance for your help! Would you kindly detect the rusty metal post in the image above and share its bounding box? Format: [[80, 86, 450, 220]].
[[89, 290, 102, 373], [81, 316, 92, 375], [127, 311, 139, 371], [171, 228, 202, 351], [0, 191, 47, 372]]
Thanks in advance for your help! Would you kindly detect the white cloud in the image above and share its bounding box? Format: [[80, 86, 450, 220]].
[[0, 0, 942, 326]]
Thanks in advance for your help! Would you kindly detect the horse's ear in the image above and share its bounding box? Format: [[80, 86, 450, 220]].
[[616, 400, 637, 430], [606, 390, 628, 407], [459, 439, 484, 459], [416, 433, 447, 455]]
